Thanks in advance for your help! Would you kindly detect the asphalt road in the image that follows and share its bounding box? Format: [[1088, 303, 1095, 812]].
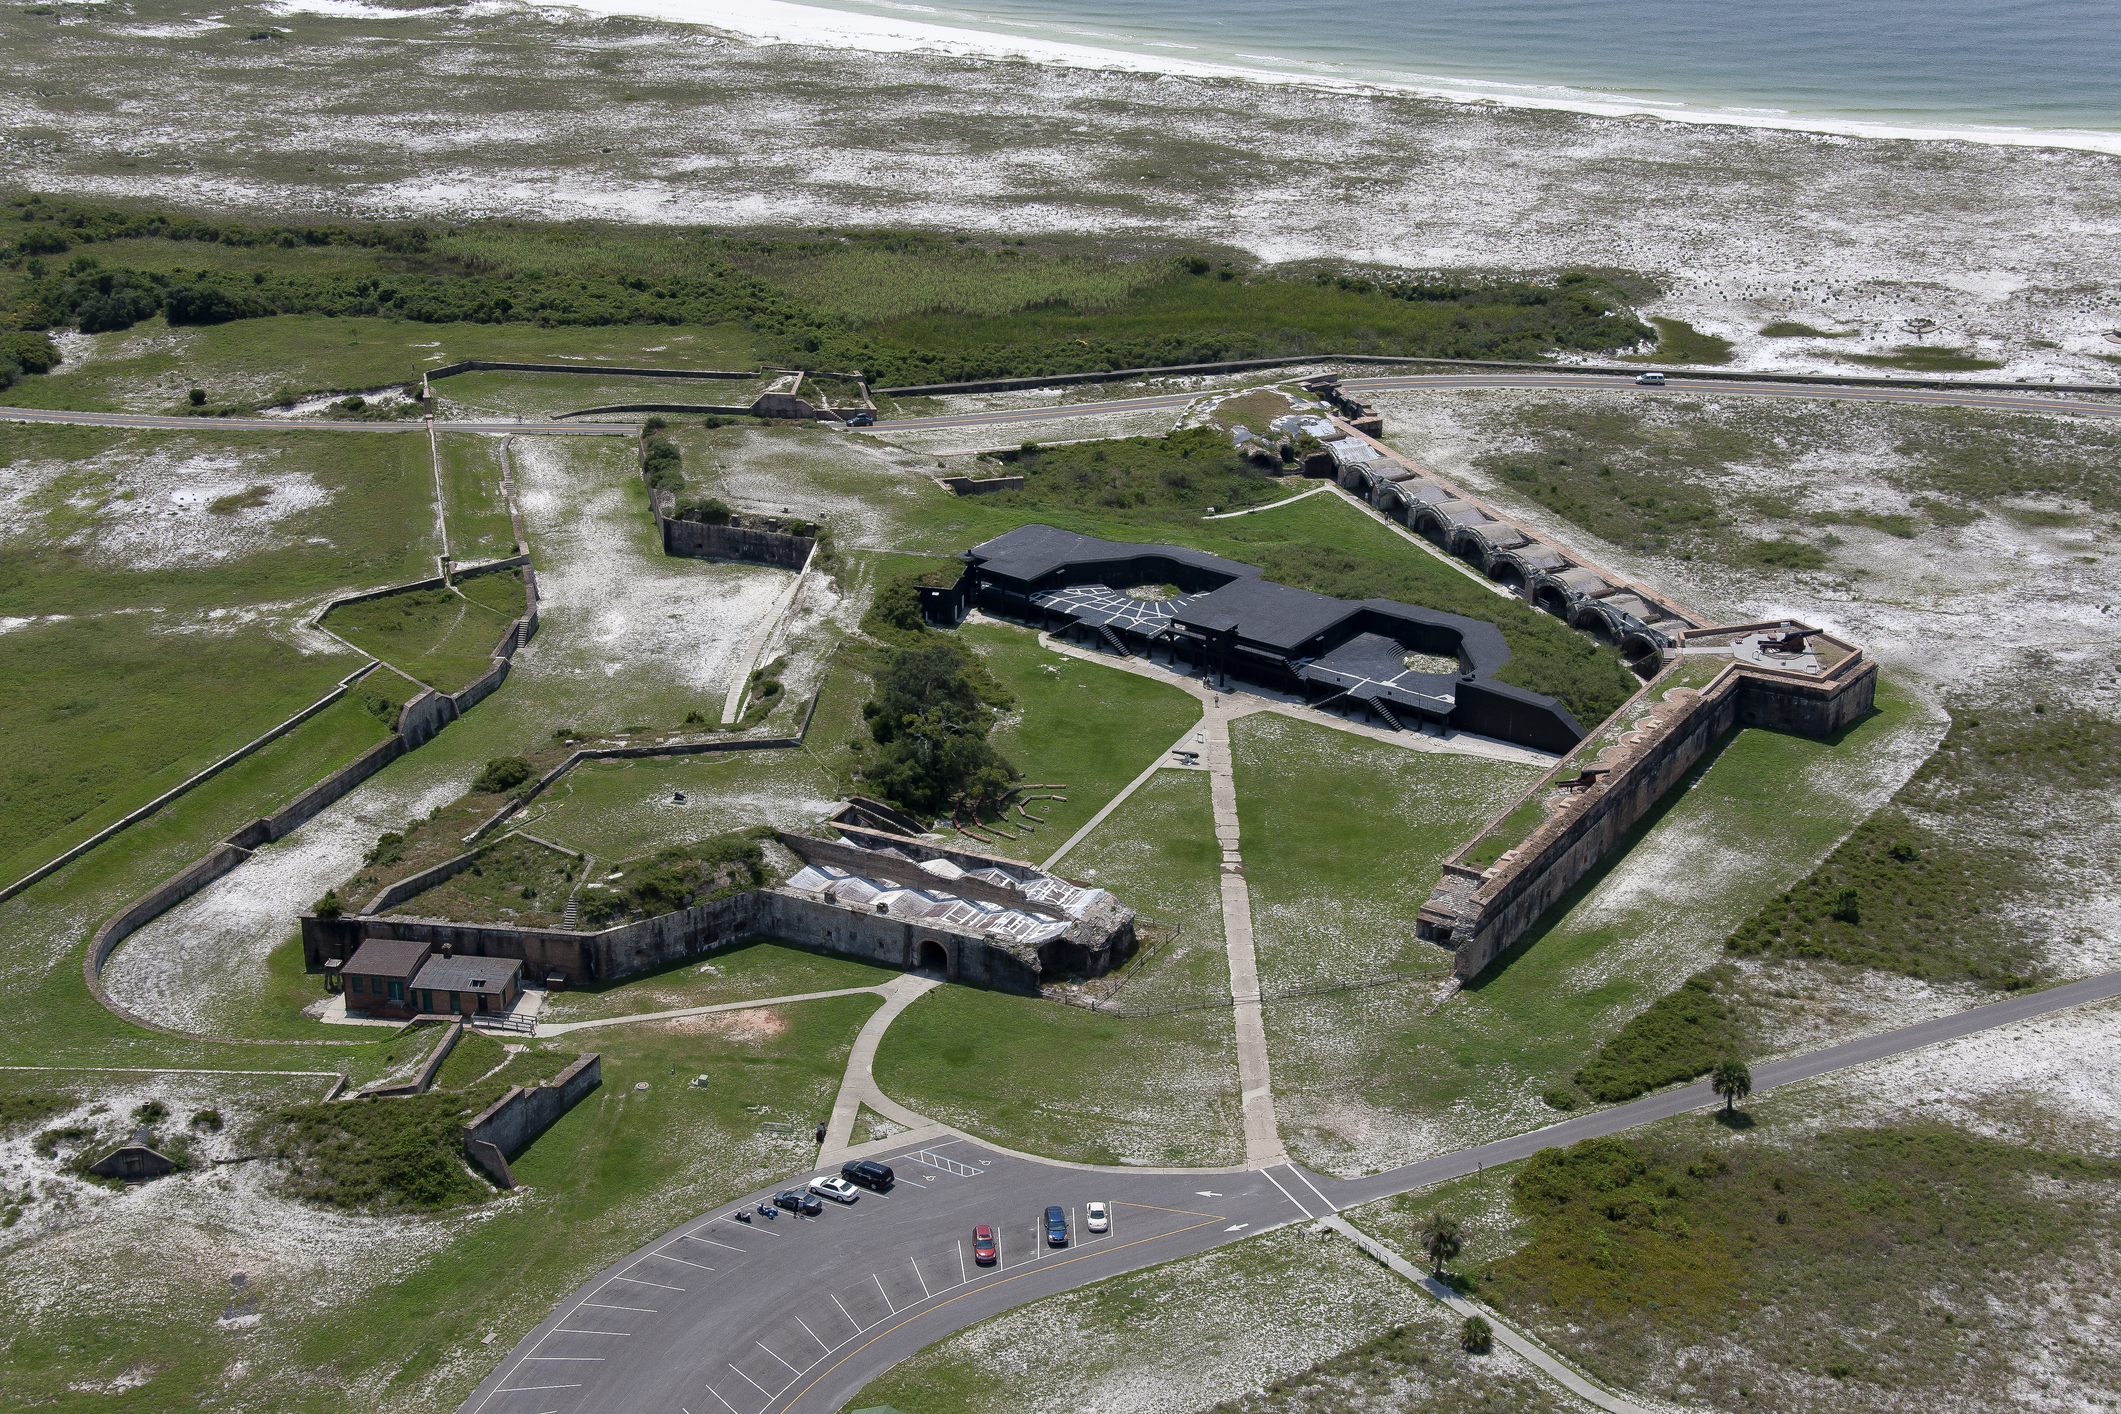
[[858, 372, 2121, 433], [0, 407, 635, 434], [457, 968, 2121, 1414]]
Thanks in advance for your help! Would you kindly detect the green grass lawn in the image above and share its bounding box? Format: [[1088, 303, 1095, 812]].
[[955, 619, 1203, 854], [1231, 714, 1545, 990], [322, 585, 516, 692], [0, 994, 880, 1413], [872, 768, 1243, 1165], [437, 369, 767, 419], [435, 432, 519, 562], [454, 565, 531, 619], [539, 938, 899, 1024], [1265, 677, 1932, 1175], [0, 313, 756, 412], [0, 423, 440, 618], [0, 697, 414, 1073], [0, 615, 370, 882]]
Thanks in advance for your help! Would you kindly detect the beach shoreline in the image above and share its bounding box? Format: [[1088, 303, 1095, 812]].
[[534, 0, 2121, 155]]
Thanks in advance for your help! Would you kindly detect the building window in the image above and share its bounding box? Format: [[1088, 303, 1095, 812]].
[[388, 979, 404, 1001], [350, 976, 364, 994]]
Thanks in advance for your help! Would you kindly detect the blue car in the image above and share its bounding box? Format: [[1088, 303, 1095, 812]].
[[1045, 1205, 1069, 1247]]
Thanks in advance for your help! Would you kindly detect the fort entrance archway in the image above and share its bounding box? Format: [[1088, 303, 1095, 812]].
[[915, 939, 950, 977]]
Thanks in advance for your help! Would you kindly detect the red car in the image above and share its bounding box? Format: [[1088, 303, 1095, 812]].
[[972, 1225, 998, 1266]]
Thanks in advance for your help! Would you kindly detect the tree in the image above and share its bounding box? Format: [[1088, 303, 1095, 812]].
[[1419, 1212, 1463, 1276], [1711, 1056, 1752, 1114], [1460, 1315, 1493, 1353]]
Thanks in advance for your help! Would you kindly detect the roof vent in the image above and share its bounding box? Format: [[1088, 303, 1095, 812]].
[[441, 942, 454, 958]]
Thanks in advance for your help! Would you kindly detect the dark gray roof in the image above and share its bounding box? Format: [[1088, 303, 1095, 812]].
[[346, 938, 430, 978], [1177, 577, 1354, 645], [966, 525, 1256, 588], [413, 953, 523, 994]]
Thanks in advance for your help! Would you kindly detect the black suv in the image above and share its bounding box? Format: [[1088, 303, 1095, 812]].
[[841, 1159, 895, 1191], [843, 410, 877, 427], [774, 1188, 822, 1216]]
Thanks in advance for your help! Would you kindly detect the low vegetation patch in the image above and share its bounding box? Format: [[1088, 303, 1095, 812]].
[[1624, 316, 1734, 366], [575, 831, 768, 928], [1841, 345, 2005, 373], [1484, 1127, 2121, 1406], [984, 425, 1291, 517], [265, 1089, 500, 1210], [1573, 967, 1742, 1102], [385, 834, 580, 928], [1201, 1320, 1570, 1414]]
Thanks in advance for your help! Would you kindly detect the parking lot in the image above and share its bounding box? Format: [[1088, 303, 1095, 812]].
[[464, 1141, 1317, 1414]]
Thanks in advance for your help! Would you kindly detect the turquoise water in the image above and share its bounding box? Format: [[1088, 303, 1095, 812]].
[[801, 0, 2121, 136]]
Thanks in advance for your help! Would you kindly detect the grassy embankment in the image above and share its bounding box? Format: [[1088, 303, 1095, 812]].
[[435, 431, 519, 562], [1577, 701, 2121, 1103], [1262, 677, 1929, 1174], [321, 584, 518, 693]]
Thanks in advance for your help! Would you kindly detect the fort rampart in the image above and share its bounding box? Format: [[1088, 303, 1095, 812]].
[[463, 1052, 603, 1187], [1418, 635, 1877, 980]]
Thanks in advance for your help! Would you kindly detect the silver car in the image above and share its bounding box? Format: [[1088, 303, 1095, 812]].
[[809, 1174, 861, 1204]]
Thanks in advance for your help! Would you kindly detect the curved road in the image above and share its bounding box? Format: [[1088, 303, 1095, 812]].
[[857, 371, 2121, 434], [458, 968, 2121, 1414]]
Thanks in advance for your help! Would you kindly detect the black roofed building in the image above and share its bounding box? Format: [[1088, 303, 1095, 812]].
[[942, 524, 1584, 753]]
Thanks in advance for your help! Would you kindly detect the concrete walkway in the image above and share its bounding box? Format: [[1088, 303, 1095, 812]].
[[1325, 1216, 1654, 1414], [1203, 704, 1289, 1166], [533, 984, 885, 1037], [818, 973, 949, 1165]]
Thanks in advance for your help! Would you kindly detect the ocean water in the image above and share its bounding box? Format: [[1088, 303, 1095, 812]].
[[782, 0, 2121, 138]]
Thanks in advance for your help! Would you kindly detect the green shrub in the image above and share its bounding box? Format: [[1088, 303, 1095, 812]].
[[0, 331, 59, 374], [190, 1109, 223, 1131], [1574, 968, 1740, 1103], [1459, 1316, 1493, 1353], [313, 888, 343, 919], [1742, 538, 1829, 571], [188, 388, 207, 406], [862, 642, 1016, 817], [472, 756, 533, 794]]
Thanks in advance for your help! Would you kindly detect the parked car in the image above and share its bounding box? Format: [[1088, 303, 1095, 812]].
[[1045, 1205, 1069, 1246], [1635, 371, 1667, 386], [1085, 1201, 1109, 1233], [842, 1159, 895, 1191], [809, 1175, 862, 1204], [973, 1225, 998, 1266], [774, 1188, 822, 1216]]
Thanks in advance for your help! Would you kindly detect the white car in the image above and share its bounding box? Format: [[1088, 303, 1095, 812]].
[[1634, 371, 1666, 386], [808, 1175, 861, 1204], [1085, 1200, 1109, 1233]]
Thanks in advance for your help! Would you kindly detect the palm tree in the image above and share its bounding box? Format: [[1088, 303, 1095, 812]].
[[1419, 1212, 1463, 1276], [1711, 1057, 1752, 1114], [1460, 1315, 1493, 1353]]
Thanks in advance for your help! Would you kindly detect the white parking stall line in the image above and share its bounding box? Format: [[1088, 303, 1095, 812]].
[[496, 1384, 582, 1393], [957, 1240, 967, 1286], [728, 1363, 775, 1399], [793, 1313, 832, 1352], [581, 1302, 656, 1313], [554, 1328, 631, 1336], [872, 1272, 897, 1314], [608, 1275, 684, 1290], [910, 1256, 931, 1299], [684, 1234, 748, 1253], [522, 1356, 605, 1361], [757, 1341, 801, 1377], [654, 1250, 716, 1271], [832, 1293, 860, 1330], [702, 1382, 743, 1414]]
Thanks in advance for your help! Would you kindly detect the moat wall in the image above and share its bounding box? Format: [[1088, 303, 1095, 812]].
[[301, 887, 1046, 993], [1421, 648, 1878, 981]]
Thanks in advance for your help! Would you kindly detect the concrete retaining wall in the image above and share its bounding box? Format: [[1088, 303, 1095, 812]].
[[83, 843, 251, 1009], [303, 888, 1046, 993], [269, 737, 410, 840], [1423, 653, 1878, 980], [661, 517, 816, 569], [934, 475, 1023, 496], [462, 1052, 602, 1185]]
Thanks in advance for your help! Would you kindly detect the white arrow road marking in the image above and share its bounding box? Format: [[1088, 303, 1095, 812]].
[[1224, 1223, 1249, 1232], [1196, 1191, 1222, 1197]]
